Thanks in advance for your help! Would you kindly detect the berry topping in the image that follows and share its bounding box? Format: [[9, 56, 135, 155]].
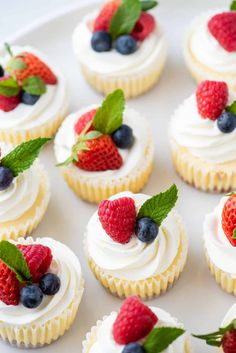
[[222, 194, 236, 246], [21, 91, 40, 105], [222, 330, 236, 353], [93, 0, 121, 32], [39, 273, 61, 295], [17, 244, 52, 282], [20, 284, 43, 309], [91, 31, 112, 52], [0, 93, 20, 112], [98, 197, 136, 244], [115, 35, 137, 55], [217, 111, 236, 133], [135, 217, 159, 243], [112, 296, 158, 344], [196, 80, 228, 120], [0, 65, 4, 77], [0, 166, 14, 191], [122, 343, 145, 353], [74, 109, 97, 136], [112, 124, 135, 148], [0, 261, 20, 306], [131, 12, 156, 41], [208, 12, 236, 52]]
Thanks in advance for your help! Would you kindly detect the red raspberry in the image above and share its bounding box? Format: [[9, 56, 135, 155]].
[[74, 109, 97, 136], [0, 261, 20, 305], [112, 296, 158, 344], [0, 94, 20, 112], [196, 80, 228, 120], [222, 330, 236, 353], [208, 12, 236, 52], [222, 194, 236, 247], [93, 0, 121, 32], [17, 244, 52, 282], [98, 197, 136, 244], [132, 12, 156, 41]]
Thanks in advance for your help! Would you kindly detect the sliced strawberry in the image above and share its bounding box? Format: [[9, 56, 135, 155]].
[[93, 0, 121, 32], [0, 260, 20, 305], [74, 109, 97, 135]]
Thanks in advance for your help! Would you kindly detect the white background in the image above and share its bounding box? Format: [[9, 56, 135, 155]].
[[0, 1, 234, 353]]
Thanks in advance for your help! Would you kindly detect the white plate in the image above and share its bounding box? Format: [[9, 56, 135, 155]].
[[0, 0, 233, 352]]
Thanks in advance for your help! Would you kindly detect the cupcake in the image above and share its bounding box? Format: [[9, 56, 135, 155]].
[[0, 44, 68, 144], [0, 236, 84, 347], [84, 184, 188, 299], [83, 296, 191, 353], [169, 80, 236, 192], [55, 89, 154, 204], [184, 2, 236, 90], [204, 193, 236, 295], [72, 0, 167, 98], [0, 138, 50, 240]]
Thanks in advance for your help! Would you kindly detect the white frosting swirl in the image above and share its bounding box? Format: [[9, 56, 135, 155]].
[[54, 106, 151, 179], [88, 307, 186, 353], [72, 11, 167, 77], [0, 237, 83, 326], [169, 94, 236, 164], [0, 143, 40, 223], [86, 191, 182, 281], [221, 304, 236, 327], [0, 46, 68, 130], [204, 196, 236, 278], [188, 9, 236, 73]]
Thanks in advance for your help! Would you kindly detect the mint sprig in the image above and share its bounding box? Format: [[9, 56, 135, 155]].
[[22, 76, 46, 96], [109, 0, 141, 39], [230, 0, 236, 10], [137, 184, 178, 226], [0, 77, 20, 97], [226, 101, 236, 115], [0, 240, 32, 283], [141, 0, 158, 11], [233, 228, 236, 239], [143, 327, 185, 353], [0, 137, 51, 177]]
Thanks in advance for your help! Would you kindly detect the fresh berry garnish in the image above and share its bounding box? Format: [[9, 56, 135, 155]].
[[208, 12, 236, 52], [222, 330, 236, 353], [98, 197, 136, 244], [0, 65, 4, 77], [39, 273, 61, 295], [74, 109, 97, 136], [93, 0, 121, 32], [135, 217, 159, 243], [217, 111, 236, 133], [122, 343, 145, 353], [17, 244, 52, 282], [20, 284, 43, 309], [21, 91, 40, 105], [91, 31, 112, 52], [131, 12, 156, 41], [0, 260, 20, 305], [196, 80, 228, 120], [0, 93, 20, 112], [115, 35, 137, 55], [222, 194, 236, 246], [112, 296, 158, 345], [0, 166, 14, 191], [111, 124, 134, 148]]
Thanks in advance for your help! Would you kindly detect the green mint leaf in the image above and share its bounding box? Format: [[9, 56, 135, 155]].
[[23, 76, 46, 96], [4, 43, 13, 57], [230, 0, 236, 10], [0, 77, 20, 97], [8, 58, 26, 71], [233, 229, 236, 239], [138, 184, 178, 226], [109, 0, 141, 39], [144, 327, 185, 353], [1, 137, 51, 177], [141, 0, 158, 11], [93, 89, 125, 135], [0, 241, 32, 283], [226, 101, 236, 115]]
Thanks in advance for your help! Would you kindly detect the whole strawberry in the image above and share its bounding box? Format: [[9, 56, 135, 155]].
[[0, 260, 20, 305], [74, 109, 97, 136], [222, 194, 236, 247], [94, 0, 121, 32], [208, 12, 236, 52]]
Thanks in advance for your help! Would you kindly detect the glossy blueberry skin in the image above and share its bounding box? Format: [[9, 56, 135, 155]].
[[39, 273, 61, 295], [115, 35, 137, 55], [122, 343, 146, 353], [0, 166, 14, 191], [20, 285, 43, 309], [135, 217, 159, 243], [21, 91, 40, 105], [112, 124, 135, 149], [217, 111, 236, 133], [0, 65, 4, 77], [91, 31, 112, 52]]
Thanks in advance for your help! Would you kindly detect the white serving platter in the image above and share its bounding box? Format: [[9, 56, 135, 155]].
[[0, 0, 233, 352]]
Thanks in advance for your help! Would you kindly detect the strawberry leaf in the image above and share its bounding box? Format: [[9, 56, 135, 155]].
[[226, 101, 236, 115], [141, 0, 158, 11], [0, 77, 20, 97], [232, 229, 236, 239], [230, 0, 236, 10], [23, 76, 46, 96], [143, 327, 185, 353]]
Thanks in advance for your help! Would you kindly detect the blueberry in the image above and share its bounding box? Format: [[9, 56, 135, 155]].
[[112, 124, 135, 149], [135, 217, 159, 243], [217, 111, 236, 133], [91, 31, 112, 52], [0, 166, 14, 191], [20, 285, 43, 309], [115, 35, 137, 55], [39, 273, 61, 295], [122, 343, 145, 353], [21, 91, 40, 105], [0, 65, 4, 77]]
